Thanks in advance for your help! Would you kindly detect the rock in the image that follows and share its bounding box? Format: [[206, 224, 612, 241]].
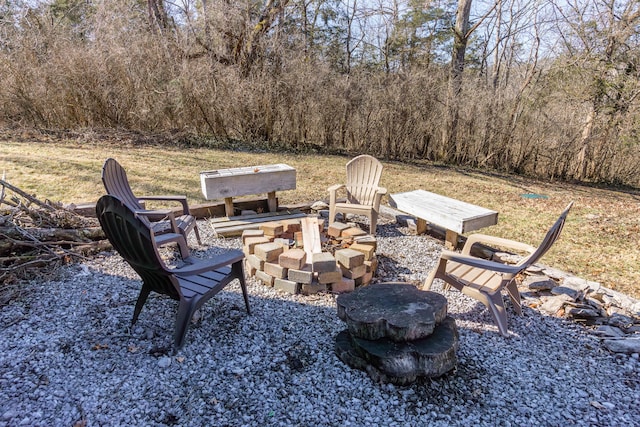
[[607, 313, 635, 329], [539, 294, 573, 315], [566, 305, 600, 319], [602, 338, 640, 354], [523, 275, 556, 291], [563, 276, 600, 292], [592, 325, 626, 338], [541, 267, 572, 281], [550, 285, 582, 301], [336, 283, 448, 341], [158, 357, 172, 368]]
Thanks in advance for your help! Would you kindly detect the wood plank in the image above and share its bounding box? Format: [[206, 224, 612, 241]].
[[211, 212, 307, 237], [389, 190, 498, 234], [209, 210, 303, 225], [300, 217, 322, 257]]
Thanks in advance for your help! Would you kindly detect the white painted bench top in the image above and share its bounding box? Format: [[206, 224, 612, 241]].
[[389, 189, 498, 234], [200, 164, 296, 200], [200, 164, 296, 216]]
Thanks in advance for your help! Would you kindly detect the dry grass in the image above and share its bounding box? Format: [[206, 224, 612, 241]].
[[2, 131, 639, 299]]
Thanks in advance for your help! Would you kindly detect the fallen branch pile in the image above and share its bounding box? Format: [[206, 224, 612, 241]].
[[0, 178, 109, 303]]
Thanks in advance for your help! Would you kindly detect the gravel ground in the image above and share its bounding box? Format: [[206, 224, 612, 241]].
[[1, 219, 639, 427]]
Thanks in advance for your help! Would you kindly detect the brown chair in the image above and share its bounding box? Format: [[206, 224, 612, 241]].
[[328, 155, 387, 235], [96, 194, 250, 352], [101, 158, 201, 248], [423, 202, 573, 337]]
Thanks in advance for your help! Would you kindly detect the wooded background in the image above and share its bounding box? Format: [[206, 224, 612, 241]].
[[1, 0, 639, 187]]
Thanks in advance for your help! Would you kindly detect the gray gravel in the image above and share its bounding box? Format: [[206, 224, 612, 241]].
[[1, 219, 639, 426]]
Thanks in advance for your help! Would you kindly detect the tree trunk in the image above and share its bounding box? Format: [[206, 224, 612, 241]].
[[441, 0, 473, 162]]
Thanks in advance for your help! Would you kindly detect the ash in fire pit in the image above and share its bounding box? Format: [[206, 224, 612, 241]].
[[242, 217, 378, 295]]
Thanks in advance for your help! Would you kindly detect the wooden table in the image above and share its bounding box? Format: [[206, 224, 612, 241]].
[[200, 164, 296, 217], [389, 189, 498, 249]]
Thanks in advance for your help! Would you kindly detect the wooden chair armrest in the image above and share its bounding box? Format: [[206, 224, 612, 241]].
[[137, 195, 190, 215], [440, 250, 524, 274], [376, 186, 387, 195], [461, 234, 536, 256], [328, 184, 345, 193], [175, 251, 245, 276]]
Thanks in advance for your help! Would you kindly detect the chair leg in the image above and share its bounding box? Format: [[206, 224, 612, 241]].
[[423, 259, 450, 291], [423, 268, 437, 290], [176, 238, 190, 259], [486, 292, 510, 337], [369, 210, 378, 235], [174, 298, 197, 352], [506, 280, 522, 315], [193, 223, 202, 245], [461, 287, 510, 337], [132, 285, 152, 325], [233, 260, 251, 315]]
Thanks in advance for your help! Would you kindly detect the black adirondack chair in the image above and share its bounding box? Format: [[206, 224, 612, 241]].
[[96, 194, 250, 352], [101, 158, 202, 248]]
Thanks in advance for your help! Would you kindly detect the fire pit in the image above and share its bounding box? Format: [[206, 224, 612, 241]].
[[241, 217, 378, 295]]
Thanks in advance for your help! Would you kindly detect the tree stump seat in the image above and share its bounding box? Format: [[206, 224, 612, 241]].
[[335, 282, 459, 385]]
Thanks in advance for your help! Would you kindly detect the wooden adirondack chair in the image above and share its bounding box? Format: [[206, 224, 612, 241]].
[[101, 158, 201, 247], [328, 155, 387, 235], [96, 194, 250, 352], [423, 202, 573, 337]]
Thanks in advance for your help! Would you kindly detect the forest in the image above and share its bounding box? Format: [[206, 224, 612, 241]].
[[1, 0, 639, 187]]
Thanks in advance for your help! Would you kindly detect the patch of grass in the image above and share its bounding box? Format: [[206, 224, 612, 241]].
[[2, 132, 639, 299]]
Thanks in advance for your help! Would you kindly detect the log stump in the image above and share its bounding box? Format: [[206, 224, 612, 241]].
[[335, 282, 459, 385]]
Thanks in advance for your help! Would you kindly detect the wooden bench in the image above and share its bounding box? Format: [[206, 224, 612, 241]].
[[200, 164, 296, 217], [389, 189, 498, 249]]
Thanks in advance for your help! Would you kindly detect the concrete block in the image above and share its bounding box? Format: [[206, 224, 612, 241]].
[[260, 222, 284, 236], [364, 258, 378, 273], [264, 262, 288, 279], [349, 243, 376, 261], [274, 278, 300, 294], [281, 219, 302, 233], [353, 235, 377, 251], [332, 277, 355, 293], [312, 252, 337, 273], [342, 227, 367, 238], [341, 264, 366, 279], [327, 222, 350, 237], [318, 266, 342, 284], [255, 270, 274, 286], [279, 248, 307, 270], [301, 282, 327, 295], [288, 264, 314, 284], [246, 254, 265, 271], [244, 259, 257, 277], [254, 242, 284, 262], [335, 248, 365, 269], [356, 271, 373, 286], [243, 236, 271, 254], [241, 229, 264, 244]]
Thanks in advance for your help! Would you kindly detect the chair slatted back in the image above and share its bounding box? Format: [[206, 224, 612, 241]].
[[345, 155, 384, 206], [96, 195, 180, 300], [518, 202, 573, 270], [101, 158, 145, 211]]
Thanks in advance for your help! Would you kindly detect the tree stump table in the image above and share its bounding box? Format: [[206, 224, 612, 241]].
[[335, 282, 459, 385]]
